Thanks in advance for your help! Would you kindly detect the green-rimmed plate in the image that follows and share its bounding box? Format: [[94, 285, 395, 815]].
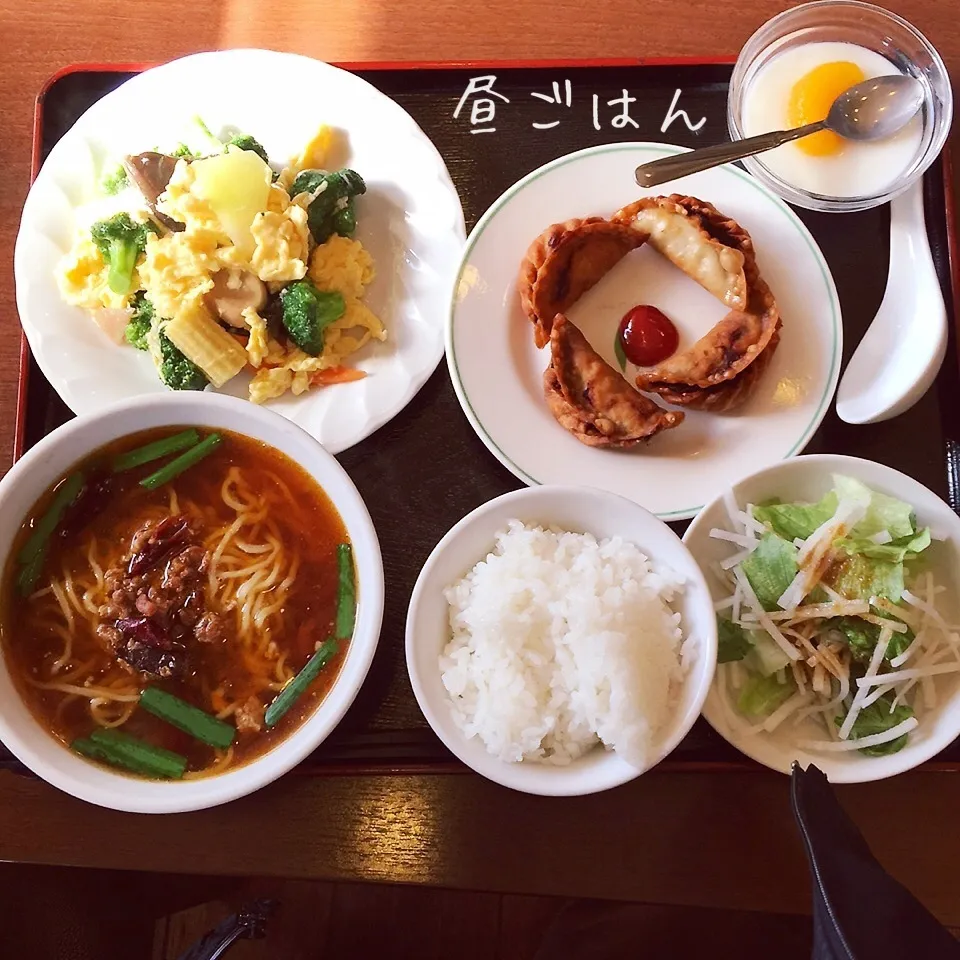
[[446, 142, 842, 521]]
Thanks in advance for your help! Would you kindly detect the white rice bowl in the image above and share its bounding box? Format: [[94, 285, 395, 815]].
[[440, 520, 690, 769]]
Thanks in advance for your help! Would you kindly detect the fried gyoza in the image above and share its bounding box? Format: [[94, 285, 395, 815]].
[[612, 196, 781, 393], [634, 271, 781, 393], [518, 218, 643, 348], [543, 314, 683, 447], [614, 194, 750, 310], [637, 274, 780, 390], [641, 330, 782, 413]]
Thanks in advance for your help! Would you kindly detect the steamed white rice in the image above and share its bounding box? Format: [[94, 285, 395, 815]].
[[440, 520, 692, 769]]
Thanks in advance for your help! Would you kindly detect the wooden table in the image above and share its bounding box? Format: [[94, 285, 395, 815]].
[[2, 0, 960, 921]]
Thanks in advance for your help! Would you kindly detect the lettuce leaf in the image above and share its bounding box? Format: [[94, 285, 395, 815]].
[[737, 673, 795, 718], [824, 553, 904, 602], [746, 630, 794, 677], [752, 492, 838, 542], [835, 617, 877, 663], [834, 616, 913, 664], [741, 533, 798, 611], [717, 617, 752, 663], [716, 616, 792, 675], [832, 475, 915, 540], [836, 698, 914, 756], [835, 527, 931, 564]]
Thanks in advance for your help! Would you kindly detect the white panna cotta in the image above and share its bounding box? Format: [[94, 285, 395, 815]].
[[741, 41, 924, 198]]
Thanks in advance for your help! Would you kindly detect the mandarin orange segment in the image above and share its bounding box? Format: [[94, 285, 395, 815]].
[[788, 61, 866, 156]]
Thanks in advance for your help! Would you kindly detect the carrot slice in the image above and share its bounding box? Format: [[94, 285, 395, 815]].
[[310, 366, 367, 386]]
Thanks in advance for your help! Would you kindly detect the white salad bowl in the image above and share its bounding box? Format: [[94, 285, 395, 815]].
[[0, 393, 384, 813], [405, 485, 717, 796], [684, 454, 960, 783]]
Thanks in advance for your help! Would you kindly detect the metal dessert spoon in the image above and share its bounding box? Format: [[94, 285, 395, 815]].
[[634, 75, 924, 187]]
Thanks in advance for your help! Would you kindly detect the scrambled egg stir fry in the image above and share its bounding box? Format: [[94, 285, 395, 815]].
[[56, 126, 385, 402]]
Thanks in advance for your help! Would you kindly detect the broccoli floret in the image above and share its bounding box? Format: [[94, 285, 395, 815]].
[[157, 332, 209, 391], [125, 292, 154, 350], [227, 133, 269, 165], [291, 168, 366, 244], [171, 143, 197, 159], [90, 213, 158, 296], [101, 163, 129, 195], [290, 169, 326, 195], [280, 280, 345, 356]]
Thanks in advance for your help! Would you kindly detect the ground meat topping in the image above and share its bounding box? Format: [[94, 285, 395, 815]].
[[97, 515, 223, 678], [235, 696, 265, 735], [195, 612, 227, 645]]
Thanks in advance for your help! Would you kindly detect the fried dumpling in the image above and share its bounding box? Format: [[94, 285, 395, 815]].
[[519, 218, 643, 348], [614, 195, 749, 310], [543, 314, 683, 448], [613, 195, 780, 391], [641, 330, 782, 413], [634, 272, 781, 391]]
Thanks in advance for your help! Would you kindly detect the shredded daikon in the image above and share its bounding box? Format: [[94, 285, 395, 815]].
[[889, 628, 925, 669], [797, 716, 918, 752], [858, 681, 897, 711], [819, 582, 845, 604], [855, 662, 960, 689], [750, 692, 811, 734], [873, 596, 922, 628], [838, 627, 891, 740], [798, 668, 849, 721], [741, 600, 869, 624], [860, 613, 909, 633], [816, 644, 847, 683], [777, 498, 869, 611], [716, 667, 749, 735], [891, 644, 960, 709], [732, 566, 800, 662], [902, 590, 960, 633], [721, 548, 754, 571], [710, 529, 757, 549], [723, 489, 742, 533], [798, 497, 867, 567], [791, 660, 808, 695], [737, 510, 767, 537]]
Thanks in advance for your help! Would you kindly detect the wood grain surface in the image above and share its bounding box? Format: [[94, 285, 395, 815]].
[[2, 0, 960, 914], [7, 766, 960, 924]]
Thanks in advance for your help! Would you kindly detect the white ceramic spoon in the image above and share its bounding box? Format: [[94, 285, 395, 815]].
[[836, 180, 947, 424]]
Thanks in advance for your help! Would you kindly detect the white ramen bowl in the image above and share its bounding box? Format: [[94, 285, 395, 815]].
[[405, 485, 717, 796], [0, 392, 384, 813]]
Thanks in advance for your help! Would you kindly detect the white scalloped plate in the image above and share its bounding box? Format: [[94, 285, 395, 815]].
[[447, 143, 842, 521], [15, 50, 465, 454]]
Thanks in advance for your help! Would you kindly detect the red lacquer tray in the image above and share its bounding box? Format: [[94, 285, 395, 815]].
[[8, 57, 960, 776]]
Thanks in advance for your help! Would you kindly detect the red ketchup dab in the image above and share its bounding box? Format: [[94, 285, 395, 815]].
[[617, 305, 679, 367]]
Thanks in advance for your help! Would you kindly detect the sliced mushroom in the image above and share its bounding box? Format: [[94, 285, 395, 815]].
[[123, 152, 184, 232], [204, 268, 267, 328]]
